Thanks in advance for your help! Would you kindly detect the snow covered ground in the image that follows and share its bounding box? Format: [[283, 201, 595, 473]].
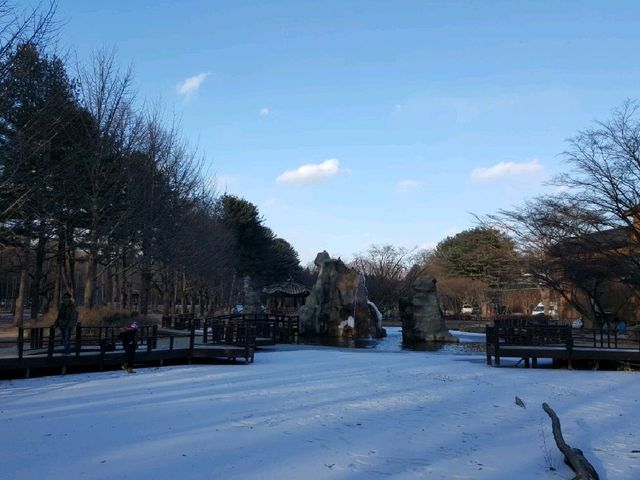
[[1, 328, 638, 480]]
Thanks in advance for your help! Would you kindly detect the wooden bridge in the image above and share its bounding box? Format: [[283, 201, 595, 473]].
[[486, 318, 640, 368], [161, 313, 300, 345], [0, 314, 299, 379]]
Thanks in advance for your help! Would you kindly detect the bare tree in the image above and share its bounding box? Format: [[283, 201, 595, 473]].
[[0, 1, 58, 84], [351, 244, 416, 317], [76, 50, 142, 308], [488, 101, 640, 326]]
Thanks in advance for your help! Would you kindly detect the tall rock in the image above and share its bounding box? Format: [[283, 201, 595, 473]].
[[298, 251, 385, 338], [400, 276, 458, 343]]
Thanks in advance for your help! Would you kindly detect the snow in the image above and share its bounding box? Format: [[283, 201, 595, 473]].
[[1, 328, 638, 480]]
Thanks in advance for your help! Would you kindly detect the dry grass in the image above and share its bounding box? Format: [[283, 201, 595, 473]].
[[38, 307, 146, 328]]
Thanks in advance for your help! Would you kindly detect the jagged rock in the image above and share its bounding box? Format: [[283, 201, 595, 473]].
[[298, 251, 386, 338], [399, 276, 458, 343]]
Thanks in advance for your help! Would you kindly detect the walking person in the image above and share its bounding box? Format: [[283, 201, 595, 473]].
[[119, 322, 139, 373], [54, 293, 78, 354]]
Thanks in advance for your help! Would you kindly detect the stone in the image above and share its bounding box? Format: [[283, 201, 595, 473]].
[[298, 251, 385, 338], [399, 276, 458, 343]]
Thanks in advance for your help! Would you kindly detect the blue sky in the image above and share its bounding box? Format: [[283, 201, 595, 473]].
[[48, 1, 640, 263]]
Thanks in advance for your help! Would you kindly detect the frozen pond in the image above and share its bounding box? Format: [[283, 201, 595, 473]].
[[300, 326, 485, 354]]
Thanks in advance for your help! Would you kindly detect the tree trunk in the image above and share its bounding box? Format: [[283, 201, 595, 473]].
[[111, 267, 119, 307], [53, 230, 65, 314], [181, 272, 188, 314], [171, 270, 178, 315], [29, 225, 47, 320], [83, 247, 97, 308], [14, 219, 32, 327], [14, 255, 29, 327], [140, 260, 151, 315], [64, 230, 76, 299], [162, 270, 171, 315], [228, 272, 237, 312]]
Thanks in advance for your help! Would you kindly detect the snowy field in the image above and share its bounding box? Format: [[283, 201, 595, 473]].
[[1, 328, 638, 480]]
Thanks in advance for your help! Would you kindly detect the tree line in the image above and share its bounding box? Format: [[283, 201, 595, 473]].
[[353, 103, 640, 328], [0, 3, 301, 325]]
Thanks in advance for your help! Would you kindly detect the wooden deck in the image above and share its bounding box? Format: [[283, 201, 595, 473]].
[[486, 318, 640, 368], [0, 319, 258, 379]]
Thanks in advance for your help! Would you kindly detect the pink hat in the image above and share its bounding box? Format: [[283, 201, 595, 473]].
[[130, 322, 139, 330]]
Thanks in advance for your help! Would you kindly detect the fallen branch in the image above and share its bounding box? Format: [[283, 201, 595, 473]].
[[542, 402, 599, 480]]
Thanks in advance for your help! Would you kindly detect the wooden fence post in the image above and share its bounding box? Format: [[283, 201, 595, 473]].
[[17, 327, 24, 359], [152, 325, 158, 349], [75, 323, 82, 357], [189, 324, 195, 351], [47, 326, 55, 358]]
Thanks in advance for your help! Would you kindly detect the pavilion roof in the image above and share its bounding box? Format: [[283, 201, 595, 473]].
[[262, 278, 310, 296]]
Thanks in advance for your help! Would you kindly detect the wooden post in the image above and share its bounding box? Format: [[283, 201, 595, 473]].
[[75, 323, 82, 357], [29, 327, 36, 349], [565, 335, 573, 369], [493, 325, 501, 366], [152, 325, 158, 349], [485, 325, 492, 365], [99, 343, 105, 371], [17, 327, 24, 359], [47, 326, 55, 358], [189, 325, 195, 364]]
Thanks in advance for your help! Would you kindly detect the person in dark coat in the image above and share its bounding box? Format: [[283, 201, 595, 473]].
[[54, 293, 78, 353], [118, 322, 139, 373]]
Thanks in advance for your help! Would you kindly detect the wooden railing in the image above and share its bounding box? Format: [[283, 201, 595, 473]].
[[4, 321, 260, 360], [487, 320, 640, 352], [161, 313, 300, 344]]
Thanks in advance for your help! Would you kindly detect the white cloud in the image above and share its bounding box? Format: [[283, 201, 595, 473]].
[[259, 107, 270, 117], [176, 72, 208, 98], [276, 158, 346, 185], [471, 159, 542, 181], [396, 180, 422, 193]]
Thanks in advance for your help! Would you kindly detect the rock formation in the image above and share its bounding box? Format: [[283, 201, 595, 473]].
[[298, 251, 386, 338], [399, 275, 458, 343]]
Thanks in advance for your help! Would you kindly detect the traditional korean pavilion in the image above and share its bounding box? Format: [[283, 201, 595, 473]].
[[262, 278, 310, 315]]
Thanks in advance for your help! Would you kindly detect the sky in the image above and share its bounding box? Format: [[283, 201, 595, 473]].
[[41, 1, 640, 263]]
